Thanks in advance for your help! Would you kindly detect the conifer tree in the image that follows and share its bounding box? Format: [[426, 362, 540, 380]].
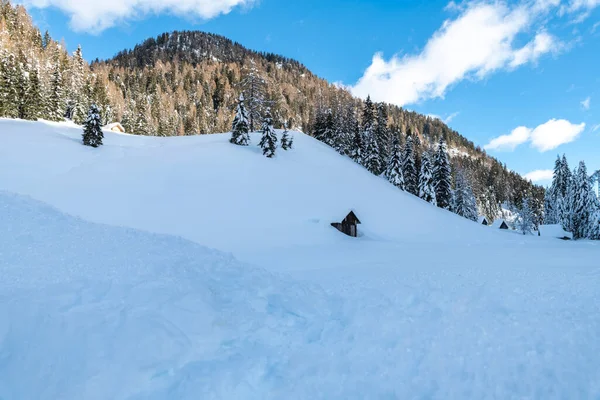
[[15, 51, 28, 119], [349, 121, 363, 164], [385, 134, 404, 189], [375, 102, 389, 169], [230, 94, 250, 146], [571, 161, 592, 239], [517, 197, 536, 235], [323, 109, 336, 148], [361, 96, 380, 170], [24, 67, 42, 120], [453, 170, 478, 221], [402, 134, 418, 195], [418, 150, 437, 205], [433, 137, 452, 210], [281, 120, 293, 150], [240, 63, 268, 131], [259, 107, 277, 158], [47, 52, 65, 121], [82, 104, 103, 147], [0, 52, 18, 118]]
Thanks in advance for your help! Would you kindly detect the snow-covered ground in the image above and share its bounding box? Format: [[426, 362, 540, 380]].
[[1, 119, 599, 399]]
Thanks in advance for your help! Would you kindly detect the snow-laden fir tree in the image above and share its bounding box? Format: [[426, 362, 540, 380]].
[[47, 50, 65, 122], [384, 134, 404, 189], [323, 109, 337, 148], [68, 45, 88, 124], [230, 94, 250, 146], [281, 120, 293, 150], [418, 150, 437, 205], [259, 107, 277, 158], [24, 66, 42, 120], [361, 96, 380, 170], [82, 104, 103, 148], [349, 119, 364, 164], [402, 134, 418, 195], [587, 180, 600, 240], [375, 102, 389, 170], [433, 137, 452, 210], [517, 197, 536, 235], [571, 161, 592, 239], [452, 170, 478, 221]]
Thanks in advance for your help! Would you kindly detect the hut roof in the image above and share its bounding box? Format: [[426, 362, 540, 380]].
[[341, 210, 361, 224], [478, 216, 489, 225], [491, 219, 508, 229]]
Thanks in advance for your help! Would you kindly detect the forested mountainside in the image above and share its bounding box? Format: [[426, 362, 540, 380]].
[[0, 0, 543, 220]]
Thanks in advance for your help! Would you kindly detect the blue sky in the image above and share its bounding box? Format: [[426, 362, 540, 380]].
[[22, 0, 600, 184]]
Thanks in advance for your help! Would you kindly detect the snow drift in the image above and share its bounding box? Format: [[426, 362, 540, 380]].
[[1, 119, 600, 399]]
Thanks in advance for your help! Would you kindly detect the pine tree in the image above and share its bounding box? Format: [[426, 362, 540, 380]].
[[24, 66, 42, 120], [571, 161, 592, 239], [0, 52, 18, 118], [361, 96, 380, 171], [82, 104, 103, 147], [418, 150, 437, 205], [433, 137, 452, 210], [517, 197, 536, 235], [402, 134, 418, 195], [350, 124, 364, 164], [47, 51, 64, 121], [69, 45, 88, 124], [281, 120, 293, 150], [453, 170, 478, 221], [230, 93, 250, 146], [323, 109, 336, 147], [259, 107, 277, 158], [385, 134, 404, 189], [587, 181, 600, 240], [375, 102, 389, 170]]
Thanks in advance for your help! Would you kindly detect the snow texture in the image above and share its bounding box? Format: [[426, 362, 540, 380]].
[[1, 119, 600, 399]]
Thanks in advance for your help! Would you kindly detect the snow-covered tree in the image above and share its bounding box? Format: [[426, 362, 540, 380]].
[[375, 102, 389, 169], [259, 107, 277, 158], [47, 50, 65, 122], [240, 63, 268, 131], [517, 197, 536, 235], [402, 134, 418, 195], [453, 170, 477, 221], [230, 94, 250, 146], [361, 96, 381, 172], [82, 104, 103, 148], [418, 150, 436, 205], [349, 126, 364, 165], [24, 66, 42, 120], [281, 120, 293, 150], [571, 161, 592, 239], [323, 109, 336, 148], [433, 137, 452, 210], [385, 134, 404, 189], [68, 45, 88, 124]]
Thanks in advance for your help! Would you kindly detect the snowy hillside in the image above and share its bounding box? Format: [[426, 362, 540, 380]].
[[1, 119, 600, 399]]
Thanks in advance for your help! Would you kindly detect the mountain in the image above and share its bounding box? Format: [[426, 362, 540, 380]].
[[1, 118, 599, 399], [0, 0, 542, 219]]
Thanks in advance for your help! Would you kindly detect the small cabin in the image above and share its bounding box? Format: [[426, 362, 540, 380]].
[[491, 219, 509, 230], [478, 216, 490, 226], [538, 224, 573, 240], [104, 122, 125, 133], [331, 211, 361, 237]]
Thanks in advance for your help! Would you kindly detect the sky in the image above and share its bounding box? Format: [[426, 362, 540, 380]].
[[19, 0, 600, 185]]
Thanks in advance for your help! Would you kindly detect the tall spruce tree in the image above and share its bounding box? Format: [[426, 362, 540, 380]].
[[571, 161, 592, 239], [82, 104, 103, 147], [47, 51, 64, 121], [418, 150, 437, 205], [230, 94, 250, 146], [361, 96, 380, 171], [281, 120, 293, 150], [323, 109, 336, 148], [518, 197, 536, 235], [24, 66, 42, 120], [402, 134, 418, 195], [240, 64, 268, 131], [375, 102, 389, 171], [385, 134, 404, 189], [259, 107, 277, 158], [350, 123, 364, 164], [433, 137, 452, 210], [453, 170, 478, 221]]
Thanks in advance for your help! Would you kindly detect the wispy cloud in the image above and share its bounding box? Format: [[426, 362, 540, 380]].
[[485, 119, 586, 152], [581, 96, 591, 109], [18, 0, 255, 33], [351, 1, 567, 106], [524, 169, 554, 182]]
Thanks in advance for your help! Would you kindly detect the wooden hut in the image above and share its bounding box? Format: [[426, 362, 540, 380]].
[[331, 211, 361, 237], [104, 122, 126, 133], [491, 219, 509, 230], [478, 216, 490, 226]]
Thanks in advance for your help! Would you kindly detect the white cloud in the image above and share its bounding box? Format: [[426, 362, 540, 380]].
[[581, 96, 591, 109], [444, 111, 460, 123], [18, 0, 253, 33], [484, 126, 532, 151], [485, 119, 585, 152], [524, 169, 554, 182], [351, 1, 562, 106]]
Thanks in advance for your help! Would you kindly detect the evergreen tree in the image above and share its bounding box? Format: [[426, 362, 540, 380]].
[[385, 134, 404, 189], [230, 93, 250, 146], [240, 64, 268, 131], [349, 122, 364, 164], [323, 109, 336, 147], [312, 108, 327, 142], [418, 150, 436, 205], [361, 96, 380, 170], [47, 51, 64, 121], [402, 134, 418, 195], [24, 66, 42, 120], [0, 52, 18, 118], [375, 102, 389, 170], [259, 107, 277, 158], [517, 197, 536, 235], [15, 51, 28, 119], [571, 161, 592, 239], [453, 170, 478, 221], [281, 120, 293, 150], [82, 104, 103, 147], [433, 137, 452, 210]]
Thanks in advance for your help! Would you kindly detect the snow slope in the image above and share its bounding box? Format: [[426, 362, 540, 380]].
[[1, 119, 600, 399]]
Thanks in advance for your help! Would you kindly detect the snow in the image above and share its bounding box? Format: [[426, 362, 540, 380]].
[[1, 118, 600, 399], [539, 224, 573, 240]]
